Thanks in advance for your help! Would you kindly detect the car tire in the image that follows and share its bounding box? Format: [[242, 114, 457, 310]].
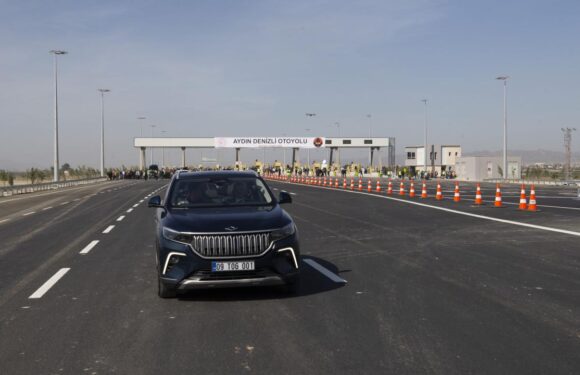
[[157, 274, 177, 299]]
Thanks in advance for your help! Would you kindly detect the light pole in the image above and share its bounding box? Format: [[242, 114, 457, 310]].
[[367, 114, 372, 137], [305, 113, 316, 169], [150, 125, 156, 165], [304, 128, 311, 167], [161, 130, 167, 167], [334, 122, 341, 166], [137, 116, 146, 137], [496, 76, 510, 179], [421, 99, 428, 174], [98, 89, 110, 177], [49, 50, 67, 182]]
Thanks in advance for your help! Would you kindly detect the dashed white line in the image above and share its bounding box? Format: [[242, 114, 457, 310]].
[[132, 204, 139, 208], [22, 211, 35, 216], [0, 219, 10, 224], [289, 192, 297, 196], [102, 225, 115, 234], [73, 198, 81, 201], [79, 240, 99, 255], [139, 200, 144, 203], [29, 268, 70, 299], [126, 208, 134, 213], [42, 206, 53, 211], [117, 215, 125, 222], [60, 201, 69, 205], [304, 259, 347, 284]]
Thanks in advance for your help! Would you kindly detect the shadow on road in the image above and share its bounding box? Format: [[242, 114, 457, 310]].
[[177, 256, 346, 302]]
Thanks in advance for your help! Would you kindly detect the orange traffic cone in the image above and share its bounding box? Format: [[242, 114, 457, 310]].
[[358, 179, 363, 191], [367, 180, 372, 192], [350, 178, 354, 190], [518, 184, 527, 210], [436, 183, 443, 200], [453, 182, 461, 202], [323, 177, 327, 186], [342, 179, 347, 188], [399, 181, 405, 196], [387, 180, 393, 195], [474, 183, 483, 205], [494, 184, 503, 207], [376, 180, 381, 192], [528, 184, 537, 211], [335, 178, 339, 188], [421, 181, 428, 198], [409, 182, 416, 198]]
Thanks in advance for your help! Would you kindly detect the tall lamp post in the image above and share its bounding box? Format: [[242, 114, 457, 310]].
[[305, 113, 316, 169], [334, 122, 341, 166], [421, 99, 428, 174], [304, 128, 311, 167], [98, 89, 110, 177], [49, 50, 67, 182], [150, 125, 156, 165], [137, 116, 146, 136], [161, 130, 167, 167], [496, 76, 510, 179]]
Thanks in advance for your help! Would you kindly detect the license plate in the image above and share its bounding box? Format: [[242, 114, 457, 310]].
[[211, 261, 255, 272]]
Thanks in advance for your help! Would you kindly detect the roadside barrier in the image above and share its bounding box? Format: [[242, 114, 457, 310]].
[[436, 183, 443, 200], [399, 182, 405, 196], [494, 184, 503, 207], [474, 183, 483, 205], [421, 181, 428, 198], [409, 182, 415, 198], [387, 180, 393, 195], [528, 185, 537, 211], [453, 182, 461, 202], [518, 184, 527, 210]]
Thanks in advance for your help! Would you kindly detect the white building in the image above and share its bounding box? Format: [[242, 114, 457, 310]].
[[405, 145, 462, 175], [455, 156, 522, 181]]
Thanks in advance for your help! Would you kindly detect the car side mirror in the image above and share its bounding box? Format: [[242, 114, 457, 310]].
[[148, 195, 162, 208], [278, 191, 292, 204]]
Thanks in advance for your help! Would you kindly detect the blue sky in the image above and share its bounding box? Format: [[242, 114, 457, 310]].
[[1, 0, 579, 169]]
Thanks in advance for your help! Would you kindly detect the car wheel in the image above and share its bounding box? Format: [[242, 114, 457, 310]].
[[157, 274, 177, 299]]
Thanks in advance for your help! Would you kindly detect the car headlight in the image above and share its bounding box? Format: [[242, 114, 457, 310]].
[[162, 227, 193, 244], [270, 223, 296, 241]]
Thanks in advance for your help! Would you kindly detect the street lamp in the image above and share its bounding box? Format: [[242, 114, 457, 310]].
[[305, 113, 316, 169], [496, 75, 510, 179], [161, 130, 167, 167], [150, 125, 156, 165], [421, 99, 428, 174], [49, 50, 67, 182], [98, 89, 111, 177], [367, 114, 372, 138], [137, 116, 146, 137]]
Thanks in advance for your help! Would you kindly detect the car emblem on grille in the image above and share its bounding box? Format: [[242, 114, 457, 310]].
[[224, 226, 238, 231]]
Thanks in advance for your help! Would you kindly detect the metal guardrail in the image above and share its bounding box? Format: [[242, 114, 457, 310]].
[[0, 177, 109, 197], [484, 178, 580, 186]]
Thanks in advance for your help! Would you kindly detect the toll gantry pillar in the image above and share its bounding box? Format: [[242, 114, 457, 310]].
[[181, 147, 186, 168], [140, 147, 146, 171]]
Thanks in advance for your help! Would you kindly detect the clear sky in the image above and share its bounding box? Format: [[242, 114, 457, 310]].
[[1, 0, 579, 169]]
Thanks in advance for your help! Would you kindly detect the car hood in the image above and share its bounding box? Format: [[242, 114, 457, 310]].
[[164, 205, 291, 233]]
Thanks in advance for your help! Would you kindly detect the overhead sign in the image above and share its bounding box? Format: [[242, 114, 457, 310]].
[[214, 137, 325, 149]]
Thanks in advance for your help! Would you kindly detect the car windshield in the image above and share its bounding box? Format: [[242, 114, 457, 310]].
[[169, 177, 274, 208]]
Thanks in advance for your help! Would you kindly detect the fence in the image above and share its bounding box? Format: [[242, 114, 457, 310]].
[[0, 177, 109, 197]]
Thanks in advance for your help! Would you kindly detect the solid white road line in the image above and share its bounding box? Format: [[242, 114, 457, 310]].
[[282, 181, 580, 238], [103, 225, 115, 234], [0, 219, 10, 224], [29, 268, 70, 299], [303, 259, 347, 284], [117, 215, 125, 222], [42, 206, 53, 211], [126, 208, 134, 213], [79, 240, 99, 255], [22, 212, 35, 216]]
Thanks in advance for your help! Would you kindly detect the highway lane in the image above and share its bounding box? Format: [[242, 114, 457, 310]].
[[1, 178, 579, 374]]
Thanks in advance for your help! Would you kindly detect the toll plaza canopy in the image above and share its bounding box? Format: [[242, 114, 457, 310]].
[[134, 136, 395, 169]]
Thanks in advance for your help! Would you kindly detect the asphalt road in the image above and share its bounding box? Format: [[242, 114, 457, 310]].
[[1, 177, 579, 374]]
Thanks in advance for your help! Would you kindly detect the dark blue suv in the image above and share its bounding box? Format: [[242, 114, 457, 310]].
[[148, 170, 300, 298]]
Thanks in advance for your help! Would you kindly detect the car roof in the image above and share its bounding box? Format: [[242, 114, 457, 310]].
[[175, 170, 259, 180]]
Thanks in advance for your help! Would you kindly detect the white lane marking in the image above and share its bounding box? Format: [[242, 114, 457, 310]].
[[60, 201, 69, 205], [42, 206, 53, 211], [304, 259, 347, 284], [139, 200, 144, 203], [126, 208, 134, 213], [73, 198, 81, 201], [22, 211, 35, 216], [132, 204, 139, 208], [79, 240, 99, 255], [102, 225, 115, 234], [289, 192, 297, 195], [29, 268, 70, 299], [272, 188, 279, 190], [288, 182, 580, 238], [480, 199, 580, 211], [117, 215, 125, 222], [0, 218, 10, 224]]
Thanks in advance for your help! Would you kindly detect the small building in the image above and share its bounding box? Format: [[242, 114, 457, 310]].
[[455, 156, 522, 181], [405, 145, 462, 176]]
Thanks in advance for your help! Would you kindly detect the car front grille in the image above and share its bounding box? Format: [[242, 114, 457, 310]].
[[190, 232, 271, 258]]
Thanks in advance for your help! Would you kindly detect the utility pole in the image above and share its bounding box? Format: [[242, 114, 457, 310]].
[[496, 76, 510, 179], [98, 89, 110, 177], [421, 99, 428, 174], [50, 50, 67, 182], [562, 127, 576, 181]]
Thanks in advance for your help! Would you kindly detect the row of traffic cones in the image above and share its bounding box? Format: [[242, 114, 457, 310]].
[[264, 174, 538, 211]]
